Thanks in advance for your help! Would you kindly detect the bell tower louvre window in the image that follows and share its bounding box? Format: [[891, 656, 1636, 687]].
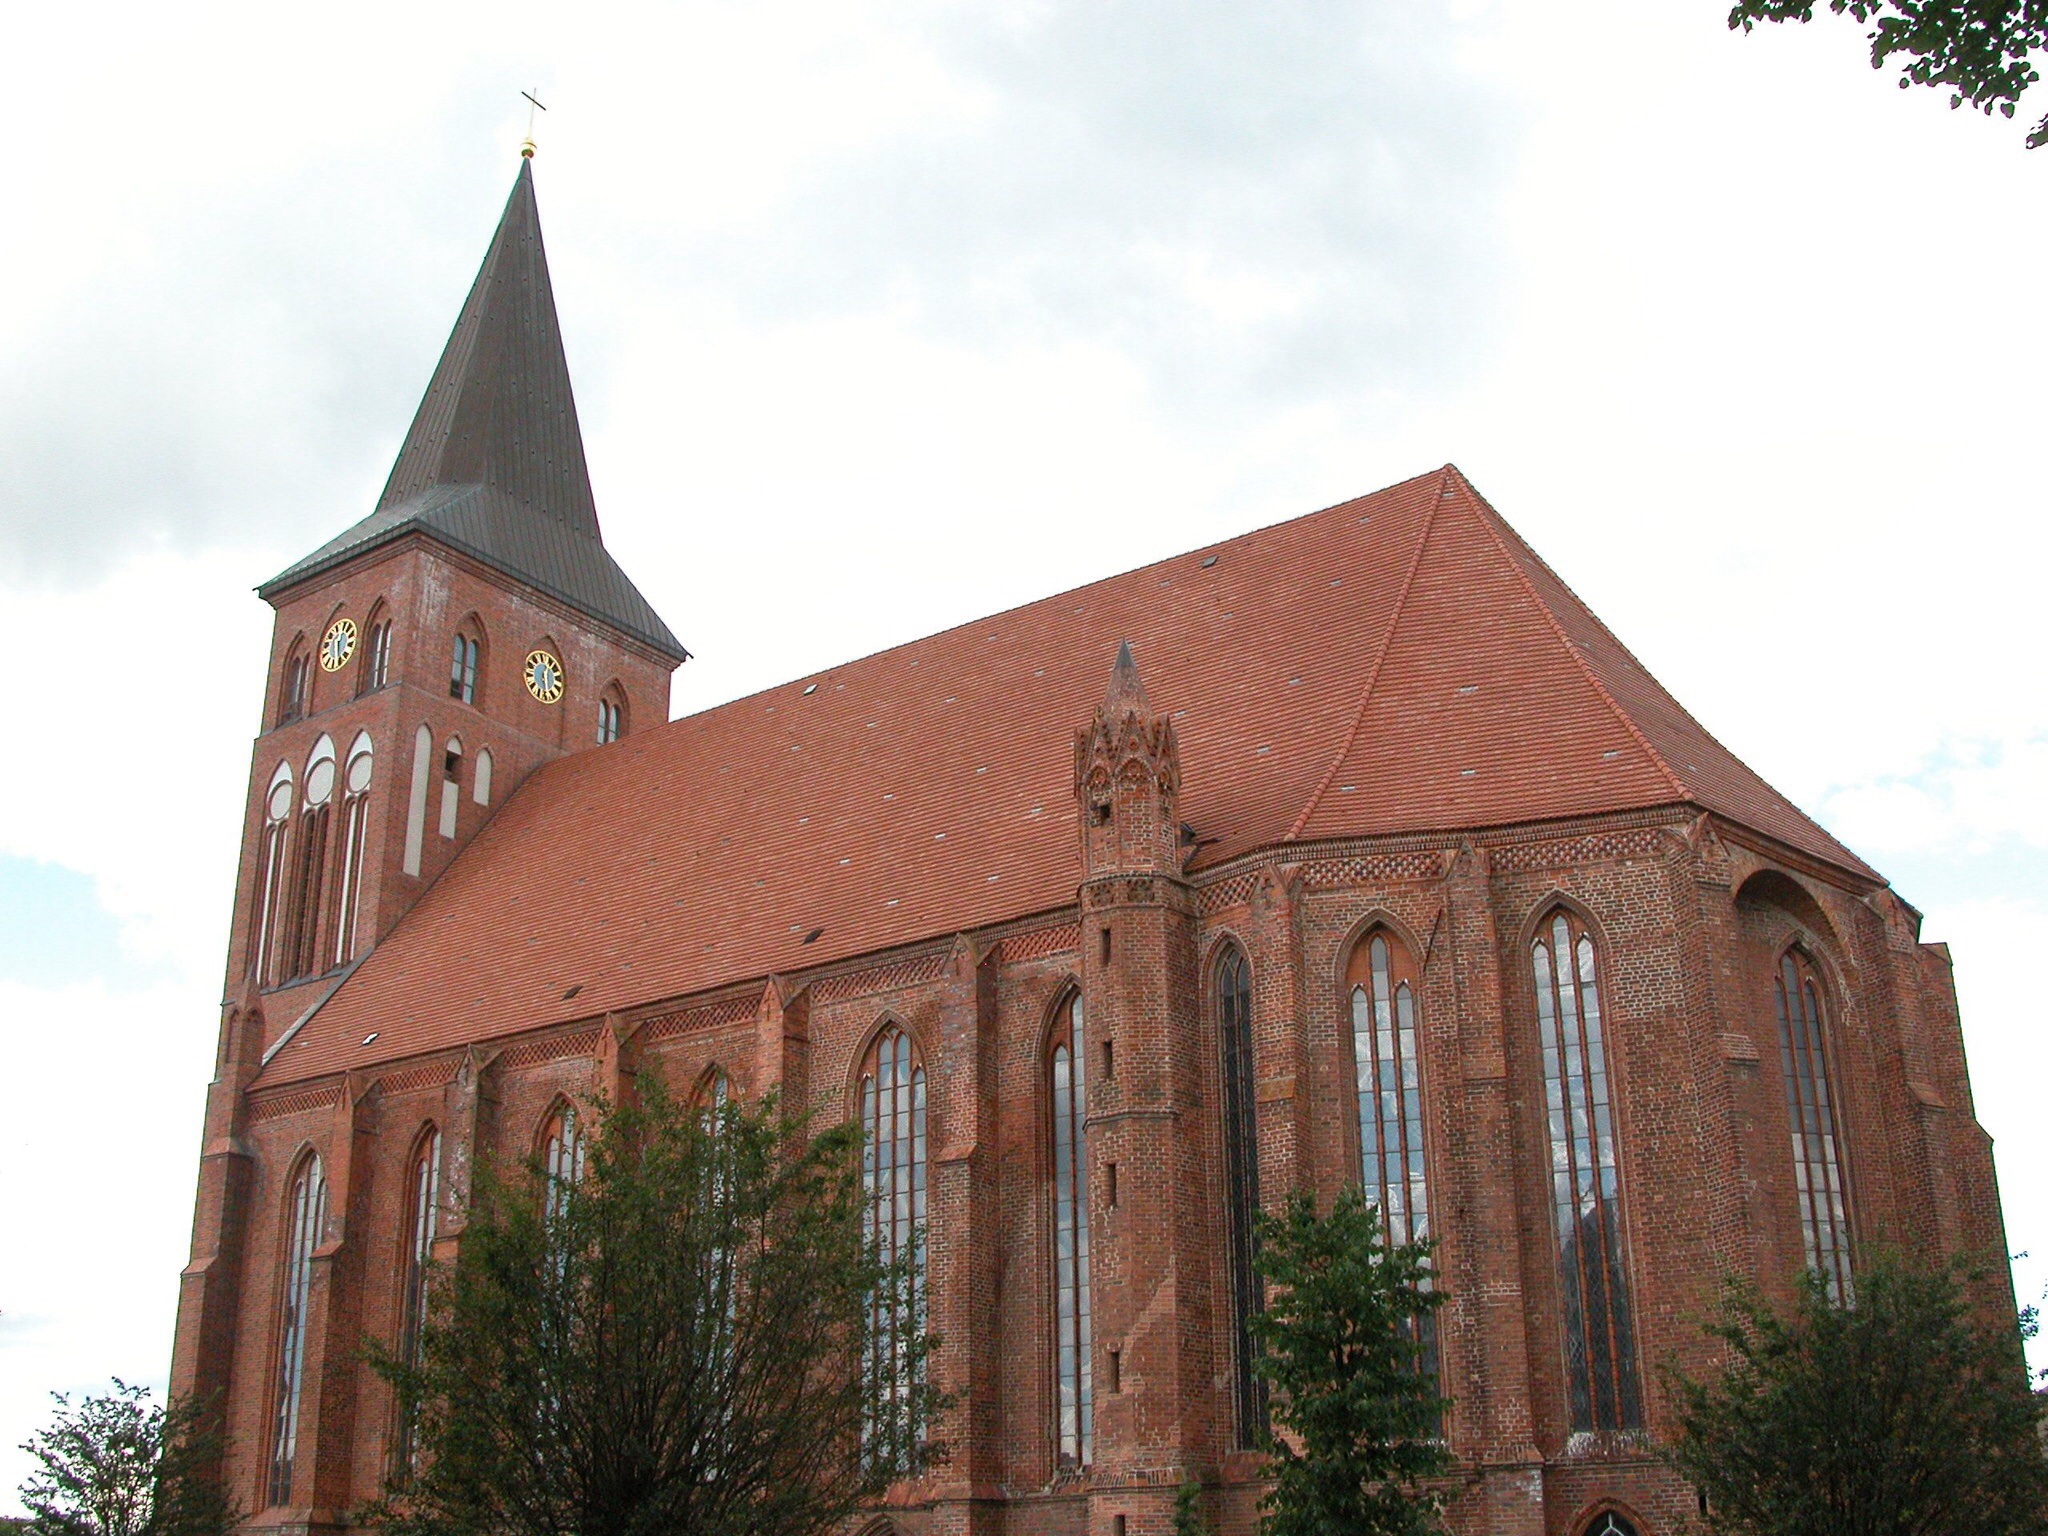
[[1531, 909, 1643, 1433]]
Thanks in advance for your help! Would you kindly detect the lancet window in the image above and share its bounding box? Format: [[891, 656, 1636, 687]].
[[1532, 909, 1643, 1433], [596, 691, 623, 745], [393, 1128, 440, 1473], [359, 615, 393, 696], [281, 736, 336, 984], [541, 1102, 584, 1225], [449, 632, 480, 705], [267, 1153, 328, 1507], [280, 644, 310, 726], [1775, 947, 1852, 1297], [1216, 942, 1266, 1446], [1349, 928, 1438, 1377], [1048, 991, 1093, 1469], [332, 733, 373, 967], [254, 763, 294, 985], [860, 1025, 927, 1472]]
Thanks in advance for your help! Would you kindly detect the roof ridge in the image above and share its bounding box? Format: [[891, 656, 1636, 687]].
[[1286, 466, 1452, 839], [1444, 466, 1689, 803]]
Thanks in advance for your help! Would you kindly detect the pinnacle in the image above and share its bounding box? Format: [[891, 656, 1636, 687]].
[[1101, 639, 1152, 716]]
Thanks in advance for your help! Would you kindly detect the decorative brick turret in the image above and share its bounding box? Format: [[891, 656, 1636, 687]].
[[1074, 643, 1214, 1534]]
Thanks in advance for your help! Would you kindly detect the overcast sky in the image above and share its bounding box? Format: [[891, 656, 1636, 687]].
[[3, 0, 2044, 1505]]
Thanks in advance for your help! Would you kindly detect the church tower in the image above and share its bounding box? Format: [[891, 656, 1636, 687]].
[[173, 155, 684, 1434]]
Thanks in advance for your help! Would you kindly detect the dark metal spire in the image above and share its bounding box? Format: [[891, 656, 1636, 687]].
[[376, 158, 598, 537], [262, 161, 687, 663]]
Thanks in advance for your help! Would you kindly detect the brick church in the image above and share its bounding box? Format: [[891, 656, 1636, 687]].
[[171, 156, 2014, 1536]]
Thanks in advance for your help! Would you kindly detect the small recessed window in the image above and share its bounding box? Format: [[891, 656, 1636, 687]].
[[1107, 1347, 1122, 1394], [596, 696, 623, 745], [450, 633, 479, 705], [1106, 1161, 1118, 1208], [1100, 926, 1113, 965], [1101, 1037, 1114, 1081]]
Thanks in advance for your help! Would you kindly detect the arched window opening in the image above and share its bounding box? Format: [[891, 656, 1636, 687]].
[[860, 1025, 927, 1472], [332, 733, 373, 967], [438, 737, 463, 840], [1775, 947, 1851, 1298], [358, 613, 393, 696], [541, 1103, 584, 1225], [393, 1128, 440, 1475], [596, 687, 625, 745], [1216, 943, 1265, 1447], [281, 737, 337, 984], [1349, 928, 1437, 1378], [449, 631, 480, 705], [1532, 910, 1643, 1433], [1582, 1513, 1640, 1536], [1048, 991, 1093, 1469], [254, 763, 294, 985], [473, 747, 494, 807], [280, 643, 310, 726], [267, 1153, 328, 1507]]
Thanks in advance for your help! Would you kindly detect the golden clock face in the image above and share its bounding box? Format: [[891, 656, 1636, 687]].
[[319, 618, 358, 672], [524, 649, 565, 704]]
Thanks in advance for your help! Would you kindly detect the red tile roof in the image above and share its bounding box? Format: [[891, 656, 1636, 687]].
[[258, 465, 1874, 1086]]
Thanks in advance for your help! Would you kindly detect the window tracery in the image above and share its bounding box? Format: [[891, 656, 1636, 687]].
[[1216, 942, 1266, 1446], [1349, 927, 1438, 1379], [1775, 946, 1852, 1297], [596, 687, 625, 745], [267, 1153, 328, 1507], [860, 1025, 927, 1471], [1048, 991, 1093, 1468], [332, 733, 373, 967], [1532, 909, 1642, 1432]]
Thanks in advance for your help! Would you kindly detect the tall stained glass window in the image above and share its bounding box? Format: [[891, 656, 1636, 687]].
[[268, 1154, 329, 1506], [541, 1103, 583, 1225], [1216, 943, 1265, 1446], [1351, 929, 1437, 1377], [393, 1129, 440, 1473], [1532, 910, 1642, 1432], [1775, 947, 1852, 1298], [1049, 992, 1093, 1468], [861, 1026, 927, 1472]]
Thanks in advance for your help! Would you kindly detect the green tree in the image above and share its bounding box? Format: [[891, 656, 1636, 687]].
[[1172, 1474, 1212, 1536], [1667, 1248, 2048, 1535], [16, 1381, 234, 1536], [1727, 0, 2048, 147], [1250, 1188, 1451, 1536], [366, 1080, 941, 1536]]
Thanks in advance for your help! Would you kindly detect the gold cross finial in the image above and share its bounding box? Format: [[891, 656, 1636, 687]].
[[520, 90, 547, 159]]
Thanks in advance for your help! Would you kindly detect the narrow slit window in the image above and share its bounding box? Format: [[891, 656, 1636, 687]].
[[1532, 910, 1643, 1433], [1049, 993, 1093, 1469]]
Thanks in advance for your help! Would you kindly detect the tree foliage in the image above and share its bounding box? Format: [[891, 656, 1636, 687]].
[[1666, 1248, 2048, 1536], [365, 1080, 941, 1536], [1727, 0, 2048, 147], [16, 1381, 234, 1536], [1250, 1188, 1452, 1536]]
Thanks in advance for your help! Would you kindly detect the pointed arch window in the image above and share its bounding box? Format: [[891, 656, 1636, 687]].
[[1583, 1515, 1640, 1536], [1048, 991, 1093, 1469], [860, 1025, 927, 1471], [449, 632, 479, 705], [1349, 928, 1438, 1379], [254, 763, 294, 985], [393, 1128, 440, 1473], [1216, 942, 1266, 1446], [280, 644, 310, 726], [358, 614, 393, 696], [1532, 910, 1642, 1433], [268, 1153, 328, 1507], [281, 737, 336, 983], [332, 733, 373, 967], [596, 689, 624, 745], [1775, 947, 1852, 1298], [541, 1102, 584, 1225]]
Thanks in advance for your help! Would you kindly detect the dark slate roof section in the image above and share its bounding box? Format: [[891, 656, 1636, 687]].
[[260, 483, 688, 660], [259, 160, 687, 663], [378, 158, 599, 535]]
